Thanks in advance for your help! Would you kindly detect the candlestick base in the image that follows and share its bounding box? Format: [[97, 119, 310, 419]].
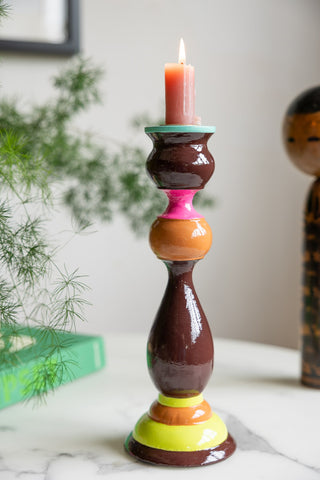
[[125, 394, 236, 467], [125, 433, 235, 467]]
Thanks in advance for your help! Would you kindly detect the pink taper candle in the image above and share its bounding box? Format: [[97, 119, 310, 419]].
[[165, 39, 198, 125]]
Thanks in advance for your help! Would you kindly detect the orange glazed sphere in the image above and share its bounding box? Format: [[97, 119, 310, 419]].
[[149, 218, 212, 261]]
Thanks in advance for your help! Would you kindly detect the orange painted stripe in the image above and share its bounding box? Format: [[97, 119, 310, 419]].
[[148, 399, 212, 426]]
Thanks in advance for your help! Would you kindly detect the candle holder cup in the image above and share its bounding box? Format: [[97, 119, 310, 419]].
[[125, 125, 236, 467]]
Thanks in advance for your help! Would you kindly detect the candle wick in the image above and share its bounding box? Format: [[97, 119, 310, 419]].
[[178, 38, 186, 64]]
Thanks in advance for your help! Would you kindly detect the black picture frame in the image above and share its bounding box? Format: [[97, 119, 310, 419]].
[[0, 0, 80, 56]]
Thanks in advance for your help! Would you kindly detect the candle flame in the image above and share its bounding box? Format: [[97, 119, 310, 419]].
[[179, 38, 186, 64]]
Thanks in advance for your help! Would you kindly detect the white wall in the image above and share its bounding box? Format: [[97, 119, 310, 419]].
[[1, 0, 319, 348]]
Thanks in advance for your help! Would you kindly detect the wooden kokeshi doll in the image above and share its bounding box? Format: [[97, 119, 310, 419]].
[[283, 86, 320, 387]]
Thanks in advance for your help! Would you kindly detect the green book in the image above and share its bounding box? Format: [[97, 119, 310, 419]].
[[0, 327, 106, 409]]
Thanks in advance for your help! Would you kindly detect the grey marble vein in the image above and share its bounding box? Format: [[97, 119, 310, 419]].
[[44, 451, 142, 479], [223, 411, 320, 475]]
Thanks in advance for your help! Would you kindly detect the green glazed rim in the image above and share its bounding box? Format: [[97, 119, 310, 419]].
[[145, 125, 216, 134]]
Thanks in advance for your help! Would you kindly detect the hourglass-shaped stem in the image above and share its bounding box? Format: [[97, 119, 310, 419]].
[[147, 260, 213, 398]]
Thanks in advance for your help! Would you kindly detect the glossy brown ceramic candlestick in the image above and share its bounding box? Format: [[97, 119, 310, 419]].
[[283, 86, 320, 387], [125, 126, 236, 466]]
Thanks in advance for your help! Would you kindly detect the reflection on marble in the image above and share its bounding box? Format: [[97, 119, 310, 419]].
[[0, 335, 319, 479]]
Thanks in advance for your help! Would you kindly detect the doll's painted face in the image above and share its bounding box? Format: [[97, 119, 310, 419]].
[[283, 87, 320, 176]]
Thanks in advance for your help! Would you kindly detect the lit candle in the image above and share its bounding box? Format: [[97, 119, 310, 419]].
[[165, 39, 199, 125]]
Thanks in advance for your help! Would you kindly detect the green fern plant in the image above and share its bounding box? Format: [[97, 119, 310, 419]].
[[0, 1, 214, 403]]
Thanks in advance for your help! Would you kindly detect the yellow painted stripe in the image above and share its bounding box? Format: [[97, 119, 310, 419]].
[[158, 394, 203, 408], [133, 412, 228, 452]]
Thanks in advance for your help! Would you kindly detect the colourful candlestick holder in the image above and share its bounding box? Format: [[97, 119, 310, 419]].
[[125, 125, 236, 466]]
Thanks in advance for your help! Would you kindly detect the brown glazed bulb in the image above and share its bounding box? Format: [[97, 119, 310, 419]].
[[146, 131, 215, 189], [283, 86, 320, 176]]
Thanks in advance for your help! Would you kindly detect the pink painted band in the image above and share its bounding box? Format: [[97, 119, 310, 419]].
[[160, 190, 203, 220]]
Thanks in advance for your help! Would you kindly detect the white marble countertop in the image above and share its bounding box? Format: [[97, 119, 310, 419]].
[[0, 334, 319, 480]]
